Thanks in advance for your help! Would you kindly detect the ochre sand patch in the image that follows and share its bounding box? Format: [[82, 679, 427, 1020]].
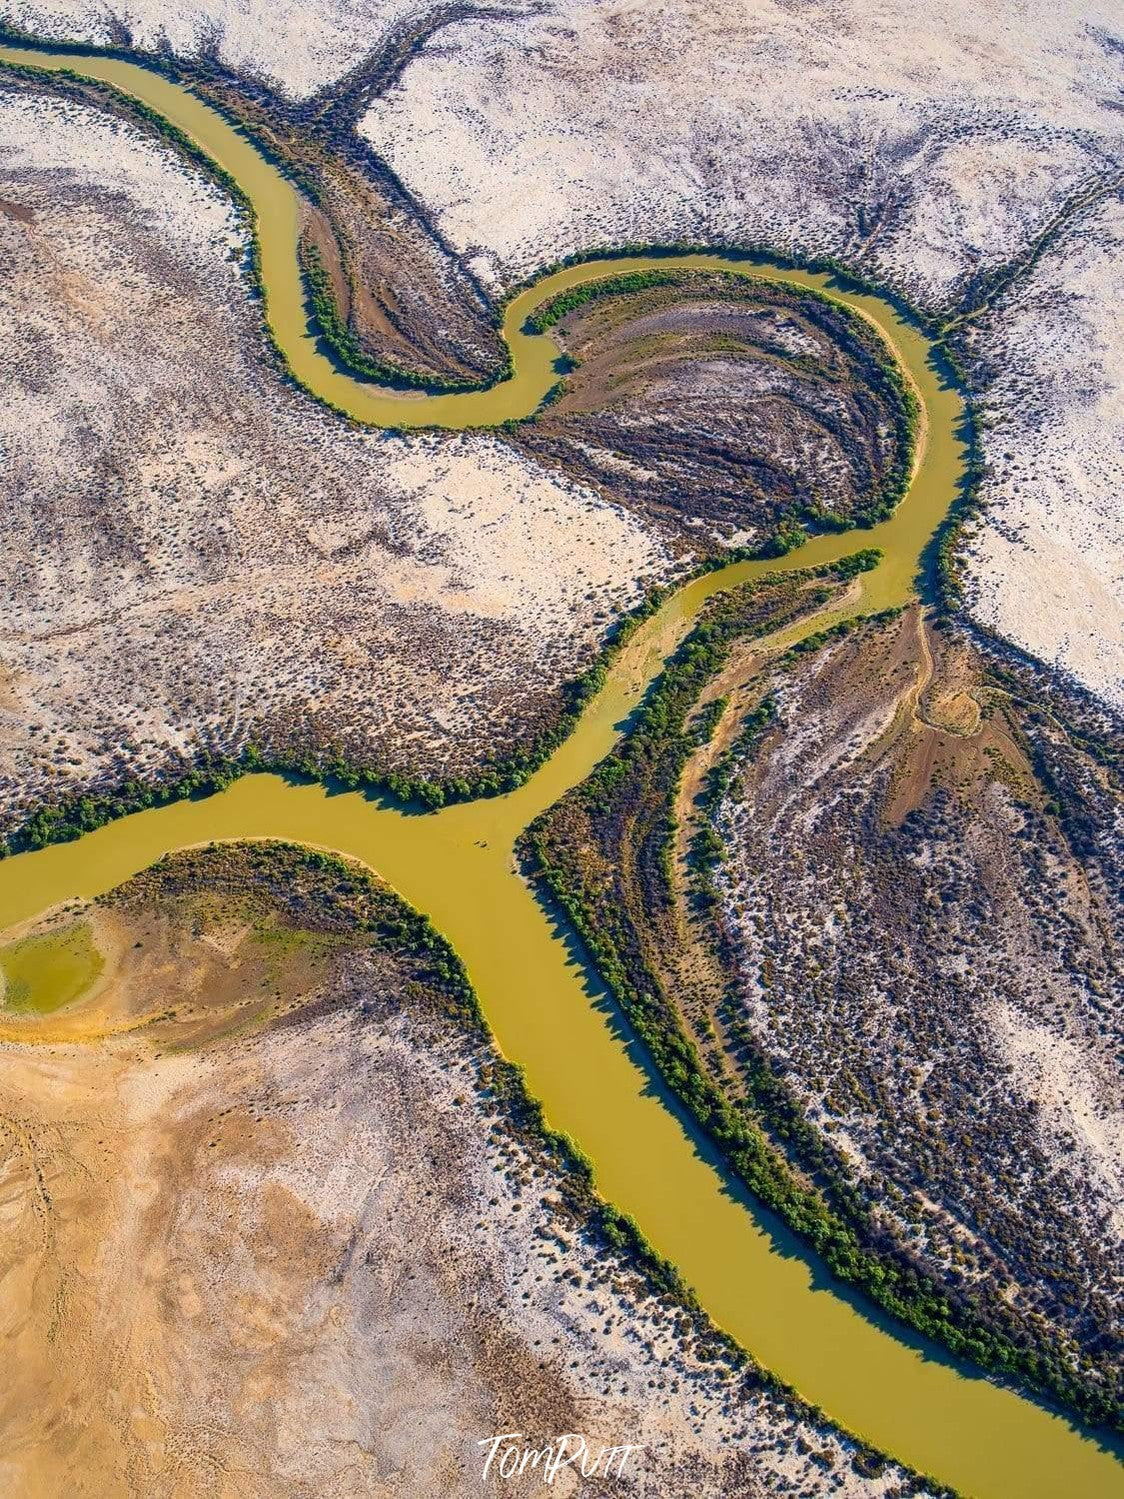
[[0, 847, 919, 1498]]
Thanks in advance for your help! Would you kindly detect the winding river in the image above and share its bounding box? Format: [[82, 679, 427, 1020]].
[[1, 40, 1121, 1498]]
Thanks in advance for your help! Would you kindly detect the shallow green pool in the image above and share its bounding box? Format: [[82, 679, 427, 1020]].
[[0, 920, 104, 1014]]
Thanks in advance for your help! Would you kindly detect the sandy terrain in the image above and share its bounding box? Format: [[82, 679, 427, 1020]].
[[4, 1, 1122, 704], [0, 86, 666, 834], [0, 0, 524, 98], [0, 7, 1119, 1472], [957, 195, 1124, 708], [710, 612, 1122, 1401], [0, 844, 926, 1497], [357, 0, 1123, 306]]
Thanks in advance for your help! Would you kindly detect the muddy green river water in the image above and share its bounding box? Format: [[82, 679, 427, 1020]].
[[1, 40, 1121, 1498]]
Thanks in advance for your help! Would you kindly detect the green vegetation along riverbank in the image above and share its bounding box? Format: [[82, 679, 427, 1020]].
[[520, 573, 1119, 1430]]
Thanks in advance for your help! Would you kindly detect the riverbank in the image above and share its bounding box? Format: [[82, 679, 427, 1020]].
[[521, 591, 1121, 1428], [3, 841, 944, 1496]]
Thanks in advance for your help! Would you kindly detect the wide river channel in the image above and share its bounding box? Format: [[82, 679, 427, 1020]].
[[1, 39, 1121, 1498]]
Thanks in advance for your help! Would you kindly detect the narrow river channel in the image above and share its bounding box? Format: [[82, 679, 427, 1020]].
[[1, 39, 1121, 1498]]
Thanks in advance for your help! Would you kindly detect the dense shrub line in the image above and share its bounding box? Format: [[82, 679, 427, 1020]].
[[522, 270, 685, 331], [2, 517, 874, 857], [1, 565, 687, 854]]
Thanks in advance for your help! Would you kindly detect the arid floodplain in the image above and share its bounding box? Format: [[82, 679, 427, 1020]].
[[0, 3, 1121, 1496]]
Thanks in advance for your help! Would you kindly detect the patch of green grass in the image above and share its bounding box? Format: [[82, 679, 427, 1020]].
[[1, 921, 104, 1014]]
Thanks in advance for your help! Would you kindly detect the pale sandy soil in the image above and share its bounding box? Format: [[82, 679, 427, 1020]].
[[711, 613, 1122, 1380], [358, 0, 1123, 308], [958, 195, 1124, 708], [991, 1001, 1124, 1236], [0, 858, 921, 1497], [0, 88, 667, 831], [5, 1, 1123, 704], [0, 0, 515, 98]]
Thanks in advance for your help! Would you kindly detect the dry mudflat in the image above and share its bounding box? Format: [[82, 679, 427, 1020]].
[[511, 271, 912, 546], [0, 844, 929, 1497], [356, 0, 1121, 307]]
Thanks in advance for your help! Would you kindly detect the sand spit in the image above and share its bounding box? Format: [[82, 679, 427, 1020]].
[[0, 87, 667, 833]]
